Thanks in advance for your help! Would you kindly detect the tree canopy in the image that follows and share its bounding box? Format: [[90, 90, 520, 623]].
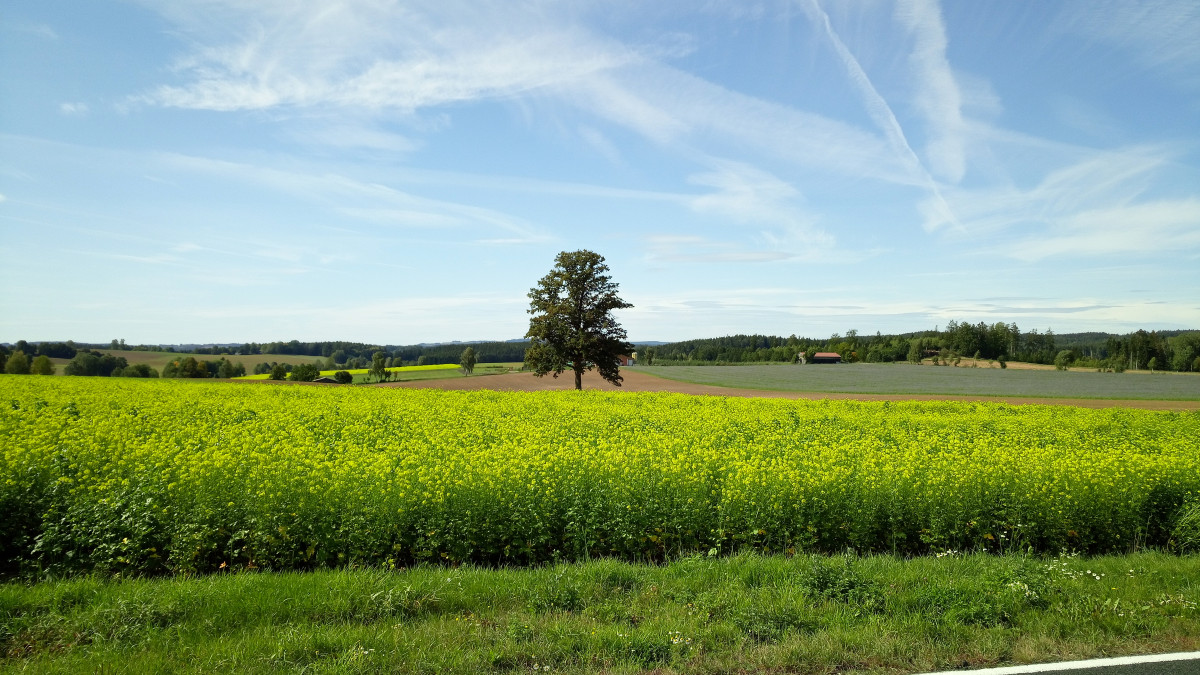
[[5, 351, 30, 375], [524, 250, 633, 390]]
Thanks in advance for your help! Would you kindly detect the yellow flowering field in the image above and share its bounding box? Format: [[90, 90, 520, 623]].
[[1, 376, 1197, 576]]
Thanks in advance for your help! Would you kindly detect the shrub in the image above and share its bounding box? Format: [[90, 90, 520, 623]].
[[31, 355, 55, 375], [288, 363, 321, 382], [4, 351, 30, 375], [1054, 350, 1075, 371]]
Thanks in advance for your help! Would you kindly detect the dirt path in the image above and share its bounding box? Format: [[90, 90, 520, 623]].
[[377, 369, 1200, 411]]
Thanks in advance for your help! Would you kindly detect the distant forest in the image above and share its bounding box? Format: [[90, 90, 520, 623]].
[[639, 323, 1200, 373], [4, 322, 1200, 376]]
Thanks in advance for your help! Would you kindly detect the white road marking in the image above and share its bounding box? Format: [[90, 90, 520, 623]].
[[915, 651, 1200, 674]]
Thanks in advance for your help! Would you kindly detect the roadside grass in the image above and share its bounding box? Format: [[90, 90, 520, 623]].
[[640, 363, 1200, 400], [2, 552, 1197, 674]]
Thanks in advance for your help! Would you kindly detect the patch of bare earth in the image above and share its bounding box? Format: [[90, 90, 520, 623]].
[[375, 369, 1200, 411]]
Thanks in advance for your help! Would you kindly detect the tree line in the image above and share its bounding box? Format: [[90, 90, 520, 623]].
[[6, 323, 1199, 379], [638, 323, 1200, 372], [192, 339, 528, 366]]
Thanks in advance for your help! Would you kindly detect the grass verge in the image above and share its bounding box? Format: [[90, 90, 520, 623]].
[[3, 552, 1197, 674]]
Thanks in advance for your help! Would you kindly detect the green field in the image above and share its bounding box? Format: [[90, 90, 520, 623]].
[[3, 552, 1197, 674], [640, 363, 1200, 399]]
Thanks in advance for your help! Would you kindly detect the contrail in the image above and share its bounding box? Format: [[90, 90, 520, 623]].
[[799, 0, 961, 231]]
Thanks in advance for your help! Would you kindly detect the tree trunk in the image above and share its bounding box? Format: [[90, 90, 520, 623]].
[[574, 366, 582, 390]]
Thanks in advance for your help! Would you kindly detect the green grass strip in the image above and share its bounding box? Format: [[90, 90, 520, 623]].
[[2, 552, 1197, 674]]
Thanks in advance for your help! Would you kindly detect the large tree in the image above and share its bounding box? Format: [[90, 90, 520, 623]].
[[525, 249, 633, 390], [369, 351, 388, 382], [460, 346, 477, 375]]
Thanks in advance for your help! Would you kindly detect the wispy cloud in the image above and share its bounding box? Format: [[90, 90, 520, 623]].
[[685, 160, 839, 260], [158, 152, 553, 244], [566, 62, 913, 186], [68, 249, 181, 266], [10, 22, 58, 40], [893, 0, 967, 183], [1004, 198, 1200, 261], [133, 1, 920, 192], [928, 144, 1200, 260], [643, 235, 794, 264], [136, 3, 639, 113], [286, 124, 418, 153], [1058, 0, 1200, 89], [625, 287, 1198, 338], [577, 125, 622, 164], [798, 0, 960, 229], [59, 102, 89, 116]]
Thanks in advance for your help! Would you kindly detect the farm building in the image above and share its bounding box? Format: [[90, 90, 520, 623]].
[[810, 352, 842, 364], [616, 354, 635, 366]]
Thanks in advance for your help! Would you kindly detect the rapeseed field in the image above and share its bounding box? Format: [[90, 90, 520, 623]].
[[1, 376, 1196, 577]]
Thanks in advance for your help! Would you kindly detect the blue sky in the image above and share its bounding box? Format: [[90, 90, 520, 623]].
[[2, 1, 1198, 345]]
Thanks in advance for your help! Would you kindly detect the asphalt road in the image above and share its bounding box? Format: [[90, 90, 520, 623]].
[[919, 653, 1200, 674]]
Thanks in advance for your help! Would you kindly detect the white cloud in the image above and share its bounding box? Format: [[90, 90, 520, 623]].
[[796, 0, 960, 228], [1051, 96, 1121, 139], [12, 23, 58, 40], [577, 125, 622, 164], [926, 144, 1200, 260], [158, 151, 552, 244], [643, 234, 794, 263], [623, 286, 1200, 339], [137, 3, 639, 113], [566, 62, 914, 186], [1059, 0, 1200, 89], [288, 124, 418, 153], [1005, 198, 1200, 261], [59, 102, 89, 116], [133, 1, 922, 192], [677, 160, 841, 262], [894, 0, 967, 183]]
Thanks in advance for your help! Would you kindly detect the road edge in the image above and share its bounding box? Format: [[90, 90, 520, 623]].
[[916, 651, 1200, 674]]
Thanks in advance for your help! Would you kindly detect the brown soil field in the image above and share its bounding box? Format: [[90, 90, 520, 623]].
[[377, 368, 1200, 411]]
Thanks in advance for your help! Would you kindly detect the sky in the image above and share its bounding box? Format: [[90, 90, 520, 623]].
[[2, 1, 1199, 345]]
